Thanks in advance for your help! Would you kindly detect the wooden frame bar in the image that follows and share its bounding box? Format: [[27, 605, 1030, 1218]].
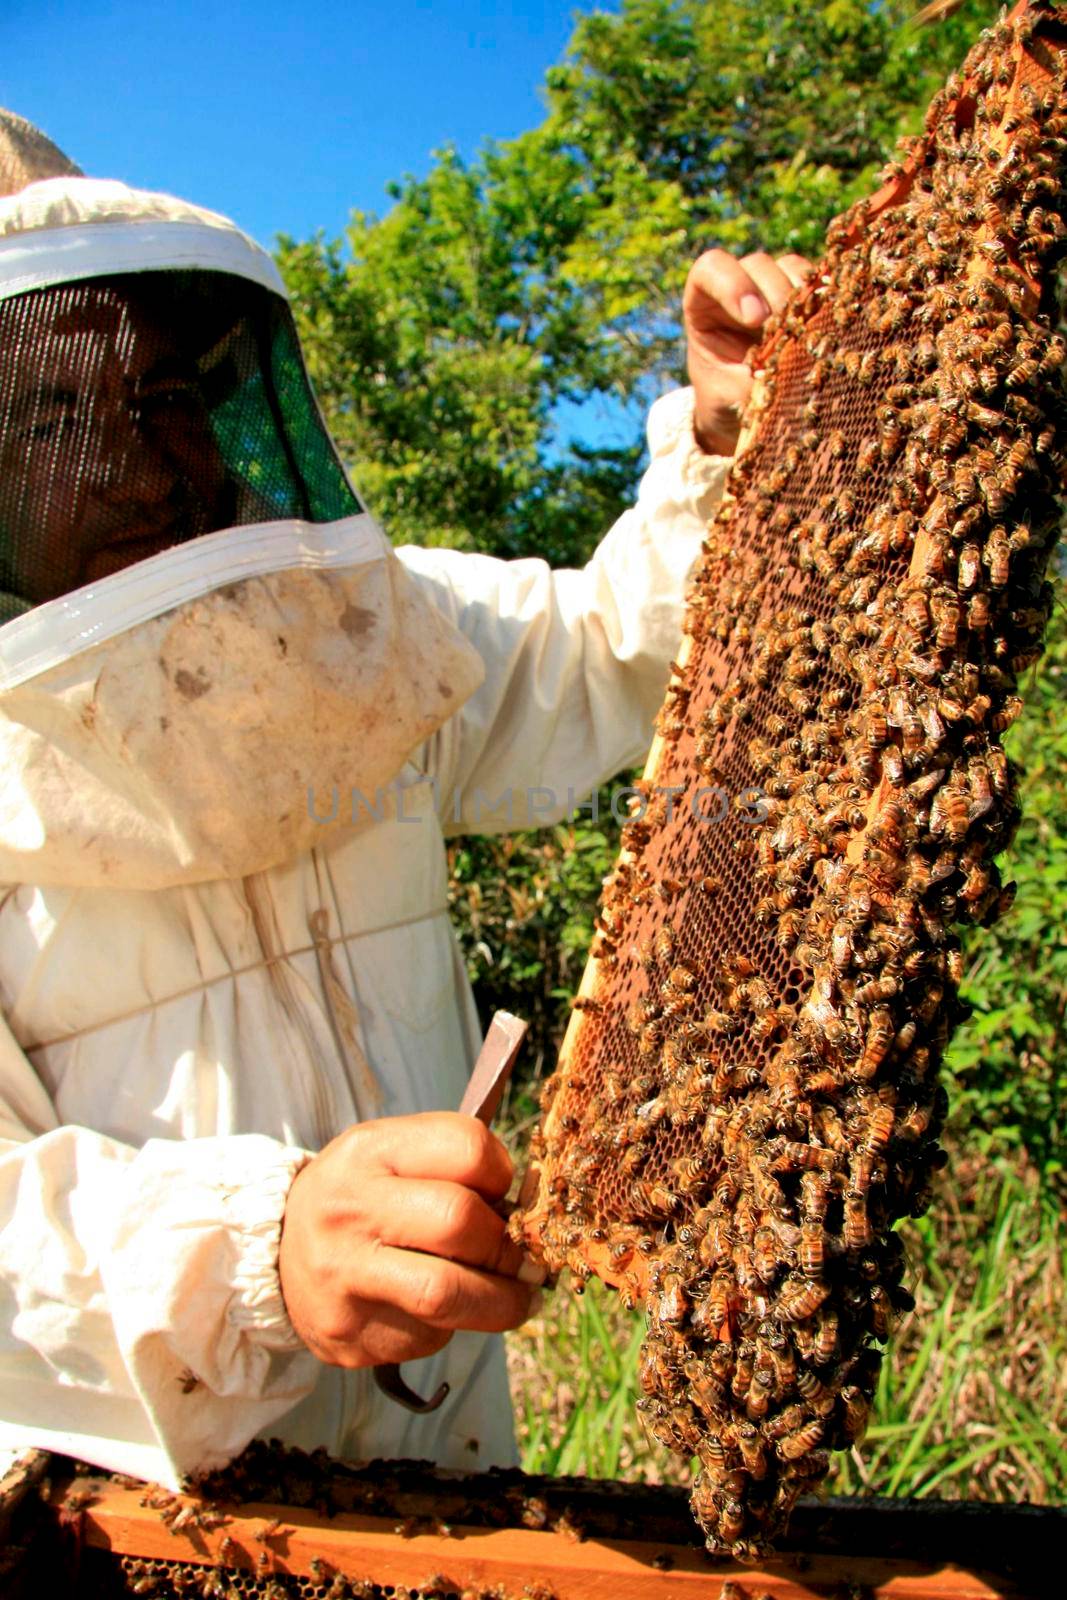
[[34, 1466, 1059, 1600]]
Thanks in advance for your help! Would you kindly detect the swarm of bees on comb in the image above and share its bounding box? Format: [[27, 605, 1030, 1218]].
[[515, 0, 1067, 1559]]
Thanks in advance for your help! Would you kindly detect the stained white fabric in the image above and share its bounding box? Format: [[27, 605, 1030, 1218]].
[[0, 516, 485, 888], [0, 384, 728, 1487]]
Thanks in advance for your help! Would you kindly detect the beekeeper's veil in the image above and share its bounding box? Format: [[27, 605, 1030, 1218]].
[[0, 135, 484, 889]]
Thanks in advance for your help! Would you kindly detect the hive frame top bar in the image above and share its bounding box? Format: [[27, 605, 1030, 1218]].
[[24, 1457, 1058, 1599]]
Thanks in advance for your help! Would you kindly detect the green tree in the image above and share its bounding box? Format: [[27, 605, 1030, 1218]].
[[277, 1, 1000, 559], [277, 137, 631, 563], [945, 587, 1067, 1196], [276, 1, 1065, 1186], [545, 0, 1001, 379]]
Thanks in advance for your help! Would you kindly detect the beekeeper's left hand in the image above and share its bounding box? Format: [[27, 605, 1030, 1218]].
[[684, 249, 814, 457]]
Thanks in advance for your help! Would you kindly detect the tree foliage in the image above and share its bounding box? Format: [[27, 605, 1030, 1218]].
[[277, 0, 1001, 559], [946, 590, 1067, 1194], [277, 137, 618, 557], [276, 1, 1065, 1188]]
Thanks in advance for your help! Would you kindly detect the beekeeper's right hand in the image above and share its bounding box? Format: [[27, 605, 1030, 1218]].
[[278, 1112, 544, 1367]]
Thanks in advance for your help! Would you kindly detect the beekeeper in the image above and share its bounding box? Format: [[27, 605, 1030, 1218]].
[[0, 115, 809, 1487]]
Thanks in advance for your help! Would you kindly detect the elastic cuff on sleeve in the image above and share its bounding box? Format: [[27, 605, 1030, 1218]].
[[225, 1144, 312, 1354], [646, 386, 733, 490]]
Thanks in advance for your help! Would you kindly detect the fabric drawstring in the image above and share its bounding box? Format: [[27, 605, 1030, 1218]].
[[19, 902, 448, 1057], [308, 908, 383, 1120]]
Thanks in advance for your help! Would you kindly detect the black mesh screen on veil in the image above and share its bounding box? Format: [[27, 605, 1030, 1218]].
[[0, 269, 360, 619]]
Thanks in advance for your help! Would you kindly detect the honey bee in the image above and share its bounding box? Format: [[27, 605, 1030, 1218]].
[[777, 1419, 825, 1461], [814, 1305, 839, 1365], [1038, 334, 1067, 376], [796, 1366, 831, 1408], [966, 759, 994, 822], [930, 782, 970, 842], [1006, 353, 1040, 388], [719, 1501, 746, 1546], [990, 694, 1023, 732], [882, 745, 906, 786], [759, 1334, 794, 1395], [751, 1224, 779, 1283], [988, 530, 1011, 588], [704, 1005, 743, 1038], [685, 1359, 729, 1421], [854, 973, 899, 1006], [856, 1007, 894, 1080], [957, 542, 982, 591], [699, 1216, 733, 1271], [638, 1017, 667, 1058], [658, 1273, 690, 1327], [987, 745, 1011, 798], [707, 1272, 737, 1332], [844, 1188, 873, 1251], [730, 1344, 756, 1402], [746, 1367, 775, 1421], [870, 1284, 894, 1341], [799, 1170, 830, 1224], [896, 705, 924, 759], [897, 1099, 935, 1143], [762, 1394, 807, 1440], [881, 418, 904, 460], [769, 1140, 839, 1174], [742, 975, 774, 1014], [839, 1384, 870, 1444], [735, 1422, 768, 1480], [814, 1104, 851, 1156], [665, 964, 697, 994], [798, 1220, 826, 1279], [777, 1275, 832, 1322], [610, 1237, 636, 1270], [851, 1149, 880, 1197]]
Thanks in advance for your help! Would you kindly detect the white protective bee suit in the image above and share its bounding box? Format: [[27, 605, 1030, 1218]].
[[0, 175, 729, 1488]]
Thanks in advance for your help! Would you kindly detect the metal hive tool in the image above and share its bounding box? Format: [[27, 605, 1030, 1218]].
[[515, 0, 1067, 1558]]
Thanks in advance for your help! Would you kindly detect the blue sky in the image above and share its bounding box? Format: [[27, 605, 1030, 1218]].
[[1, 0, 616, 251], [1, 0, 641, 453]]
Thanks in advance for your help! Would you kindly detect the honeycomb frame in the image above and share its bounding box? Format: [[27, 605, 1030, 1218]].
[[516, 0, 1067, 1556]]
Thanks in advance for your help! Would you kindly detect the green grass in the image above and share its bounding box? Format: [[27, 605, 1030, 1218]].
[[505, 1150, 1066, 1502]]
